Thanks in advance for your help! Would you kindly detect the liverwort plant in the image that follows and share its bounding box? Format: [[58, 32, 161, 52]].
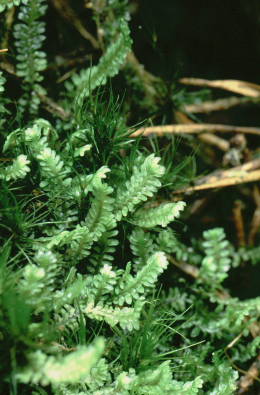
[[0, 1, 259, 394]]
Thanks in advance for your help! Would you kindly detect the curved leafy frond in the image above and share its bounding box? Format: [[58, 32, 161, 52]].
[[132, 201, 186, 228], [114, 252, 168, 306], [114, 154, 165, 221], [199, 228, 232, 286], [0, 154, 30, 181], [65, 18, 132, 101], [14, 0, 47, 116], [129, 228, 155, 270]]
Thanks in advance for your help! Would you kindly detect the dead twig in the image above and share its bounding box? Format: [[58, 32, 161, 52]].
[[51, 342, 77, 352], [37, 93, 71, 120], [0, 61, 15, 75], [225, 341, 260, 388], [248, 207, 260, 246], [198, 133, 230, 151], [51, 0, 99, 49], [167, 255, 199, 278], [131, 123, 260, 137], [174, 111, 230, 152], [238, 355, 260, 394], [233, 200, 246, 247], [1, 5, 15, 50], [194, 159, 260, 185], [173, 169, 260, 194], [172, 159, 260, 194], [248, 185, 260, 246], [126, 52, 160, 98], [183, 96, 257, 114], [179, 78, 260, 98], [189, 196, 212, 216]]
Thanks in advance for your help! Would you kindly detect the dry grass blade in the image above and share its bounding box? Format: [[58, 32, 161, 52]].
[[183, 96, 255, 114], [179, 78, 260, 98], [131, 123, 260, 137], [0, 48, 8, 53]]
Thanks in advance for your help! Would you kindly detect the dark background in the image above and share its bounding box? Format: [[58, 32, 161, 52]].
[[131, 0, 260, 82]]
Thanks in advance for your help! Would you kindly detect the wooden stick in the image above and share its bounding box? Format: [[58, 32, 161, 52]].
[[183, 96, 256, 114], [167, 255, 199, 278], [37, 93, 71, 120], [51, 0, 99, 49], [238, 355, 260, 393], [174, 110, 230, 151], [185, 158, 260, 188], [131, 123, 260, 137], [233, 200, 246, 247], [198, 133, 230, 151], [248, 186, 260, 245], [173, 169, 260, 194], [179, 78, 260, 98]]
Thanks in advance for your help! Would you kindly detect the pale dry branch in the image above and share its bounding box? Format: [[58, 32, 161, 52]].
[[248, 207, 260, 246], [248, 186, 260, 245], [131, 123, 260, 137], [38, 93, 71, 120], [198, 133, 230, 151], [173, 159, 260, 194], [126, 52, 159, 98], [51, 0, 99, 49], [233, 200, 246, 247], [194, 159, 260, 185], [179, 78, 260, 98], [173, 169, 260, 194], [167, 255, 199, 278], [238, 355, 260, 393], [183, 96, 256, 113], [174, 110, 230, 151]]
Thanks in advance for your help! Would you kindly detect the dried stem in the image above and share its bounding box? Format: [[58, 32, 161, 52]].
[[248, 185, 260, 245], [174, 110, 230, 151], [233, 200, 246, 247], [37, 93, 71, 120], [51, 0, 99, 49], [173, 169, 260, 194], [198, 133, 230, 151], [173, 159, 260, 194], [183, 96, 258, 114], [131, 123, 260, 137], [179, 78, 260, 98], [167, 255, 199, 278], [238, 355, 260, 393]]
